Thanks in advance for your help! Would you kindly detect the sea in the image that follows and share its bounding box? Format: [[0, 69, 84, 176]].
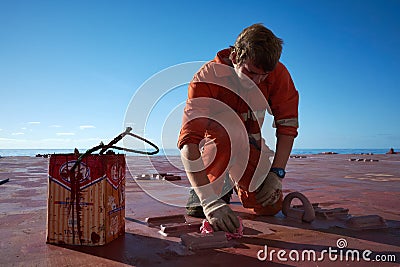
[[0, 148, 394, 157]]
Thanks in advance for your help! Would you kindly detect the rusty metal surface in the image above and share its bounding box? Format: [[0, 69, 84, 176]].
[[0, 154, 399, 266], [146, 215, 186, 227]]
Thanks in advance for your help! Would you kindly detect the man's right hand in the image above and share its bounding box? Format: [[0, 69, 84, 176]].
[[202, 199, 240, 233]]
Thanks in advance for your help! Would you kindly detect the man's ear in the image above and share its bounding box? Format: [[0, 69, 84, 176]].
[[230, 51, 237, 64]]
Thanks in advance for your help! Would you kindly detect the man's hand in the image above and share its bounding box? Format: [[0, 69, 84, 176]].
[[202, 199, 240, 233], [255, 172, 282, 207]]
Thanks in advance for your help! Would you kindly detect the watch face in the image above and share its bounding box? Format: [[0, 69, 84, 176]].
[[272, 168, 285, 178]]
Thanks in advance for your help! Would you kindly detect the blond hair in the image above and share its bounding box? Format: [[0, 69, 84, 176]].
[[231, 23, 283, 71]]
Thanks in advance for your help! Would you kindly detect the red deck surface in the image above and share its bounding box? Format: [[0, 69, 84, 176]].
[[0, 154, 399, 266]]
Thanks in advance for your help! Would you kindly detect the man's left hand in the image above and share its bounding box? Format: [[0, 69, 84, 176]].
[[255, 172, 282, 207]]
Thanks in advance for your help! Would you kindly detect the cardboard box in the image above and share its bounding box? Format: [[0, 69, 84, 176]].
[[46, 153, 125, 245]]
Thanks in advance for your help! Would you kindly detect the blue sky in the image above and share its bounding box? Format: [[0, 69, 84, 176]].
[[0, 0, 399, 150]]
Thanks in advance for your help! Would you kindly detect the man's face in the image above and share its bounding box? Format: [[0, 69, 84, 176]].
[[233, 60, 270, 86]]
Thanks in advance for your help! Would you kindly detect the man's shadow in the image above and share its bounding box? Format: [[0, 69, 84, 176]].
[[55, 230, 293, 267]]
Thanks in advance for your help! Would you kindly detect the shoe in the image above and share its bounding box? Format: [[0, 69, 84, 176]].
[[185, 188, 233, 218], [186, 189, 205, 218], [221, 188, 233, 204]]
